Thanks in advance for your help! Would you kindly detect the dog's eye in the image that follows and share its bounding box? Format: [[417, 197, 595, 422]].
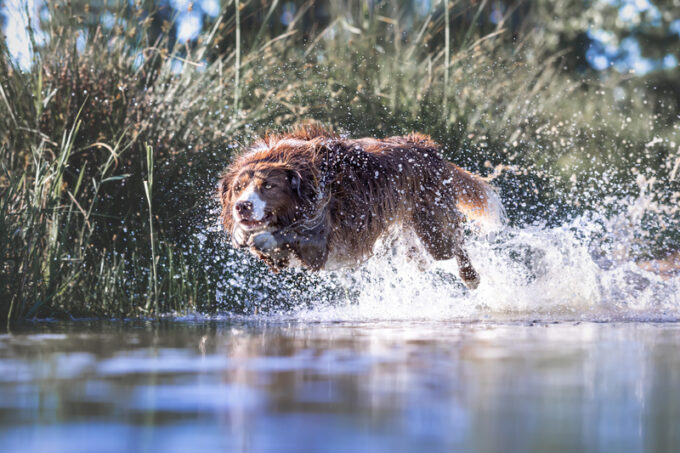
[[264, 183, 273, 190], [233, 184, 242, 192]]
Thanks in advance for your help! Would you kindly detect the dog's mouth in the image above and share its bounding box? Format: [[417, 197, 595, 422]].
[[237, 213, 274, 231]]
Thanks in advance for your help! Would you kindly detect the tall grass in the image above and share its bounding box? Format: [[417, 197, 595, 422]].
[[143, 143, 158, 314], [1, 0, 678, 323]]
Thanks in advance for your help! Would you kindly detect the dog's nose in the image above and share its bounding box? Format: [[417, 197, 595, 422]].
[[235, 201, 253, 218]]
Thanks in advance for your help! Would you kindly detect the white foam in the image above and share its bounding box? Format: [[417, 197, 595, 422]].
[[285, 218, 680, 323]]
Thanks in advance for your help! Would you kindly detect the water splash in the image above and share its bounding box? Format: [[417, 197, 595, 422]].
[[205, 165, 680, 323], [287, 220, 678, 323]]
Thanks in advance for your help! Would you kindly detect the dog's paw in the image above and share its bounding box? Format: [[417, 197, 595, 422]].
[[463, 274, 480, 290], [231, 226, 249, 248], [248, 231, 279, 253], [460, 267, 480, 290]]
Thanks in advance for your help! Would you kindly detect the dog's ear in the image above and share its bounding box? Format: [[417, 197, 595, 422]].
[[217, 173, 232, 202], [288, 170, 302, 197], [217, 170, 236, 231]]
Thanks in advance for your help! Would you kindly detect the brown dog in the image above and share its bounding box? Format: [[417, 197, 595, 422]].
[[218, 124, 503, 288]]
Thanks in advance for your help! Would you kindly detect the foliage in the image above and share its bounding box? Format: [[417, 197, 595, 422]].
[[1, 0, 679, 323]]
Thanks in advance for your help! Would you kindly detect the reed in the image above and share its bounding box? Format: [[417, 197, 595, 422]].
[[143, 144, 158, 315], [234, 0, 241, 115], [1, 0, 677, 322], [443, 0, 450, 125]]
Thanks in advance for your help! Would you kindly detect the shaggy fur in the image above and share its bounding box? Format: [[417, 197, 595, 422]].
[[218, 124, 504, 288]]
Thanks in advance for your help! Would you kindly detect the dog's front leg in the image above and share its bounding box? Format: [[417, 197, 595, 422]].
[[247, 231, 291, 271], [287, 228, 328, 271], [248, 227, 328, 271], [231, 225, 250, 248]]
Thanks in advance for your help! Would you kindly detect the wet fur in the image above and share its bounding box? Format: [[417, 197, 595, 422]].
[[218, 124, 502, 288]]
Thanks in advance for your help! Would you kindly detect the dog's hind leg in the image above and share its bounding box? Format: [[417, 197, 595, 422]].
[[411, 208, 480, 289], [452, 245, 480, 289], [397, 227, 432, 271]]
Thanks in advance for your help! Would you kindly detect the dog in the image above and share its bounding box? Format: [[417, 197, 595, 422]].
[[218, 124, 504, 289]]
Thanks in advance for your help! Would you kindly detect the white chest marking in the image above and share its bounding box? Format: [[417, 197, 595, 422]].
[[234, 183, 267, 221], [287, 255, 303, 268]]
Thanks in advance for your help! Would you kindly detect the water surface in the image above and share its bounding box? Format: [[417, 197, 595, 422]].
[[1, 319, 679, 452]]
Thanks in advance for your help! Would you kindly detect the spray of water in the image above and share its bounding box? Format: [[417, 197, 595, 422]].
[[289, 222, 678, 323], [203, 171, 679, 323]]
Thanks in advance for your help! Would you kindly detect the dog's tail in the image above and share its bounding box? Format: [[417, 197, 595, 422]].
[[447, 163, 506, 233]]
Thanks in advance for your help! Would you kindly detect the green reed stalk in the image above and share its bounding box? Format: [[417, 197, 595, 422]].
[[234, 0, 241, 115], [443, 0, 450, 126], [390, 9, 400, 113], [143, 143, 158, 315]]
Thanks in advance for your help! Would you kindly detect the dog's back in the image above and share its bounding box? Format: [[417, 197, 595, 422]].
[[317, 134, 503, 270]]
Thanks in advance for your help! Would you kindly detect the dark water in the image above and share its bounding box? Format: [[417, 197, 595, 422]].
[[1, 319, 679, 452]]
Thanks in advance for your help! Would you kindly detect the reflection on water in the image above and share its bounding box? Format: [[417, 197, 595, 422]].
[[1, 320, 679, 452]]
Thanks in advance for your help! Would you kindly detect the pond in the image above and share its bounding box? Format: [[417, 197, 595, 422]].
[[1, 319, 679, 452]]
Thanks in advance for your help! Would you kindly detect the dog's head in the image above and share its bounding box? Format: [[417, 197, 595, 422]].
[[219, 164, 303, 233], [218, 127, 334, 237]]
